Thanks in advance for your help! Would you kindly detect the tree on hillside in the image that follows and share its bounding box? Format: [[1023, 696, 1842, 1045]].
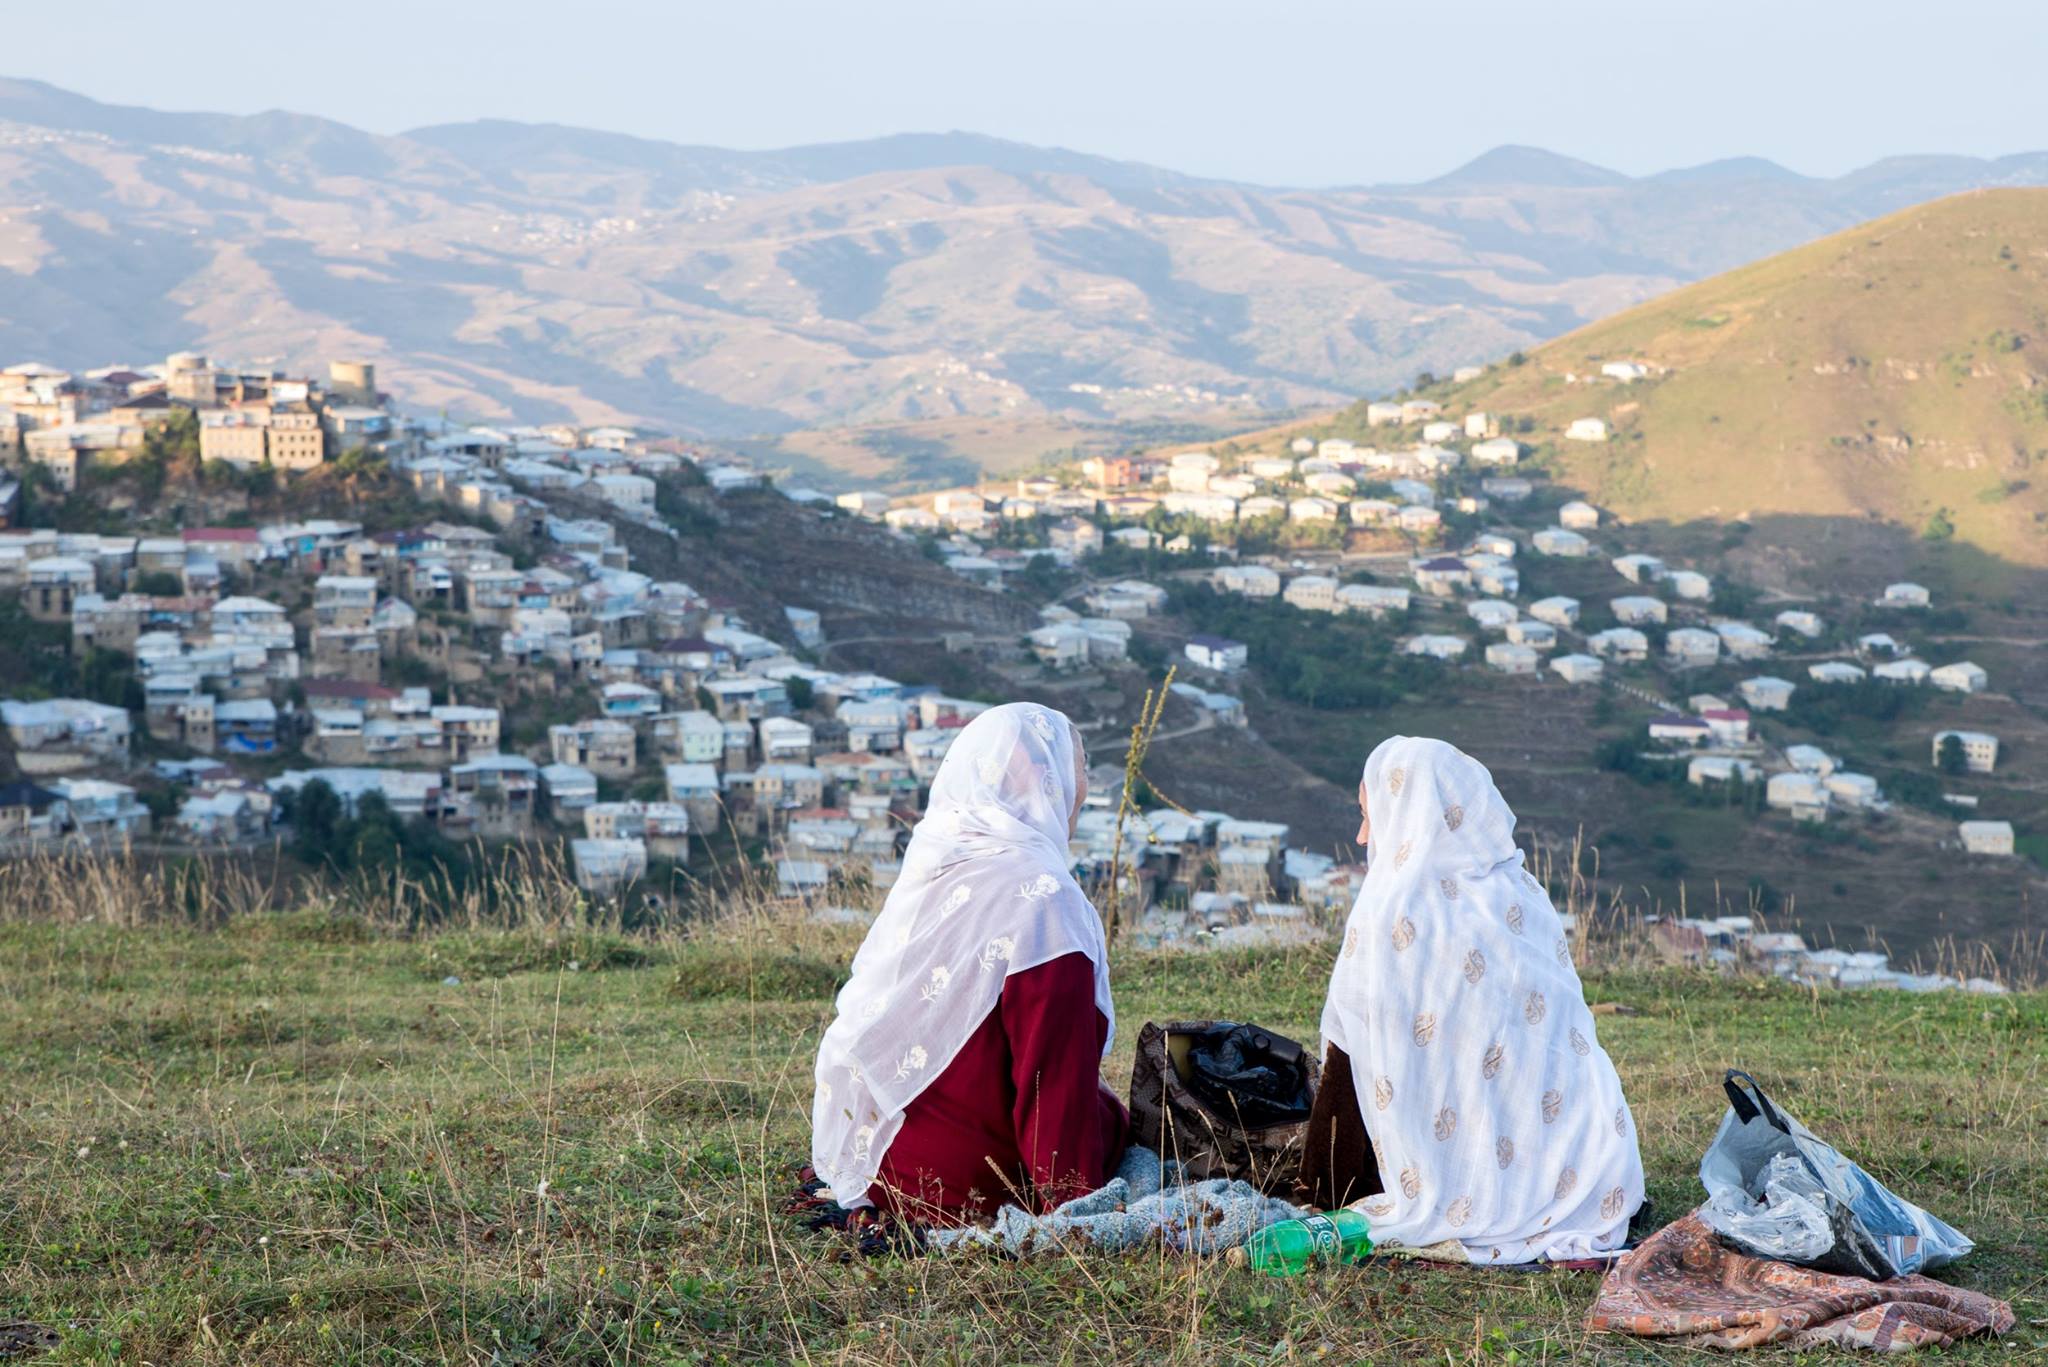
[[1016, 553, 1072, 600], [134, 571, 183, 598], [1938, 734, 1969, 776], [290, 779, 345, 865], [78, 647, 144, 713]]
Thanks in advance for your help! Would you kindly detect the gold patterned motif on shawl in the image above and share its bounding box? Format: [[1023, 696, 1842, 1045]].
[[1555, 1166, 1578, 1200], [1446, 1195, 1473, 1227], [1541, 1088, 1563, 1123], [1601, 1185, 1627, 1220], [1433, 1106, 1457, 1142], [1374, 1075, 1393, 1111], [1505, 903, 1524, 935], [1391, 915, 1416, 951], [1412, 1011, 1437, 1047], [1569, 1026, 1590, 1056], [1495, 1136, 1515, 1169], [1443, 803, 1464, 831], [1523, 989, 1547, 1025], [1463, 947, 1486, 984], [1481, 1041, 1504, 1079], [1400, 1165, 1421, 1199], [1388, 765, 1406, 796]]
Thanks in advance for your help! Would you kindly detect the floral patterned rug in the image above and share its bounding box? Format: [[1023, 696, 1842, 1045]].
[[1585, 1211, 2014, 1351]]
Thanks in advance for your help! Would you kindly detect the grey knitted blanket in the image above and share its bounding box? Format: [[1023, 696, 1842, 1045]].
[[927, 1147, 1306, 1257]]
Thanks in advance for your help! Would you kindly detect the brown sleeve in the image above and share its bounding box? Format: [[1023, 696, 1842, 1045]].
[[1298, 1043, 1383, 1210]]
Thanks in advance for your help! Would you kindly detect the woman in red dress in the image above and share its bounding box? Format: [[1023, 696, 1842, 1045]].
[[810, 703, 1127, 1222]]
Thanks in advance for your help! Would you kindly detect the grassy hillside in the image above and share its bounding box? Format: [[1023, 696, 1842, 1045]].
[[2, 901, 2042, 1362], [1428, 191, 2048, 568]]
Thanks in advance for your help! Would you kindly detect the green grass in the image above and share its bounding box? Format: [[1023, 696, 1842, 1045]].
[[2018, 833, 2048, 871], [1, 919, 2042, 1363]]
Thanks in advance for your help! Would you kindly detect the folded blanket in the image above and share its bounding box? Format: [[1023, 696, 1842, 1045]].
[[927, 1146, 1307, 1257], [1585, 1210, 2015, 1351]]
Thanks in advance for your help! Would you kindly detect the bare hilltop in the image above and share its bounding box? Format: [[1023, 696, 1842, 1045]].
[[1364, 189, 2048, 576]]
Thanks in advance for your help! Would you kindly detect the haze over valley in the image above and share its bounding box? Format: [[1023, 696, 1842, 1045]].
[[10, 76, 2048, 484]]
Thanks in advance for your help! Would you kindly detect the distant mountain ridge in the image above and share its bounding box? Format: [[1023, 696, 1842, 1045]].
[[7, 74, 2048, 482]]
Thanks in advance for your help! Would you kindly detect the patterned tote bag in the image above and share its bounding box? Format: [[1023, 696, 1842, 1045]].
[[1128, 1020, 1320, 1195]]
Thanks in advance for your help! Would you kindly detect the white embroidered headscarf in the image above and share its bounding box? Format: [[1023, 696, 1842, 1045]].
[[812, 701, 1113, 1208], [1321, 736, 1643, 1262]]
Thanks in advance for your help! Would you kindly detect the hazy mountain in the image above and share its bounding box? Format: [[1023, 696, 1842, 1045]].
[[6, 76, 2048, 476], [1417, 144, 1631, 189], [402, 122, 1211, 201]]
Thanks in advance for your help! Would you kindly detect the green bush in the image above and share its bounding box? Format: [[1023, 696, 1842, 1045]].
[[669, 945, 847, 1001], [418, 929, 654, 981]]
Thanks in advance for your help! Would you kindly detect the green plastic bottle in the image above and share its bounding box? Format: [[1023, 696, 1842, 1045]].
[[1230, 1209, 1373, 1276]]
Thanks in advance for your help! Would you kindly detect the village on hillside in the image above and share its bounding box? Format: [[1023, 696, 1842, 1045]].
[[0, 349, 2028, 995]]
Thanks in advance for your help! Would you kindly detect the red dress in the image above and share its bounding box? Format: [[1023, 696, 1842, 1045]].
[[871, 951, 1128, 1220]]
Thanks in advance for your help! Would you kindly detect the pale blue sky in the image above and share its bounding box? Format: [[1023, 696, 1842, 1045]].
[[13, 1, 2046, 185]]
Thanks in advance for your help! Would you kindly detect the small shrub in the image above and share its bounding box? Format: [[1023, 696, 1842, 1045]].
[[417, 928, 653, 980], [669, 945, 846, 1000], [247, 907, 376, 944]]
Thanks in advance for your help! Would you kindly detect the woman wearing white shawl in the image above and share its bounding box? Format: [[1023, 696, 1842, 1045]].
[[811, 702, 1123, 1217], [1308, 736, 1644, 1263]]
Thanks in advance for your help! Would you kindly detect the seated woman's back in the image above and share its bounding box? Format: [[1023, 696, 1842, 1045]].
[[1319, 735, 1643, 1263], [810, 702, 1125, 1221]]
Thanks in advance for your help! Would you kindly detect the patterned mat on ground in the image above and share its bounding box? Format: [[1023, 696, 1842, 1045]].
[[926, 1146, 1307, 1258], [1585, 1211, 2014, 1351]]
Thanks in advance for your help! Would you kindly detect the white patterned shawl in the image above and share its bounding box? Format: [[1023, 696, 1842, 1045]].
[[811, 702, 1113, 1208], [1321, 736, 1644, 1262]]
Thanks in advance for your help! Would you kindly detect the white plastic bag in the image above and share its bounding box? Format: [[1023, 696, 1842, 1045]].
[[1698, 1071, 1973, 1279]]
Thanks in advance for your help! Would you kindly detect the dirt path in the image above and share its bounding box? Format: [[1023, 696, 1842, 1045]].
[[1089, 710, 1217, 756]]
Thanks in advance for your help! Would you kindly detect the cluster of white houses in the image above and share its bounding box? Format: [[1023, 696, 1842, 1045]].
[[1655, 912, 2006, 995], [1064, 793, 1366, 950], [0, 352, 412, 493], [0, 354, 869, 890], [4, 352, 2028, 914], [849, 424, 1555, 560], [0, 359, 1383, 934], [0, 482, 1001, 894], [860, 396, 2025, 859]]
